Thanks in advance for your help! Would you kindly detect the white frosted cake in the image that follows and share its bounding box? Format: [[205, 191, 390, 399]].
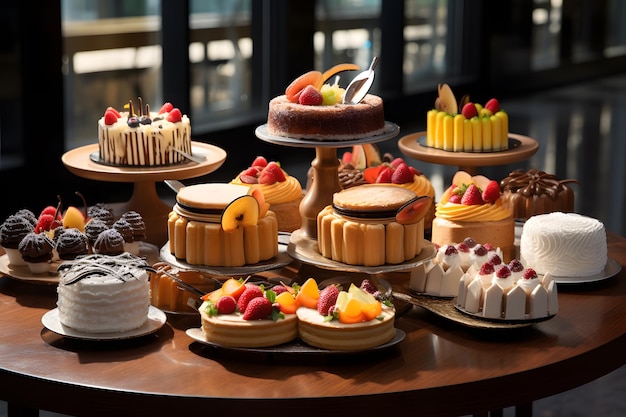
[[56, 253, 151, 333], [520, 212, 607, 277]]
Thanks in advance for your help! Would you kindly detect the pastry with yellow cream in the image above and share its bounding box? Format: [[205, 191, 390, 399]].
[[167, 183, 278, 267], [432, 171, 515, 262], [317, 184, 431, 266], [231, 156, 303, 232]]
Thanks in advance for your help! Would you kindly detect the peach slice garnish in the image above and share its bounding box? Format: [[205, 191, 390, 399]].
[[220, 195, 259, 232], [275, 291, 298, 314], [315, 63, 360, 89], [436, 83, 458, 114], [285, 71, 323, 102], [395, 195, 432, 225], [295, 277, 319, 309]]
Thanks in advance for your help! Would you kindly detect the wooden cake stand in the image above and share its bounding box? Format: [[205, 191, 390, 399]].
[[398, 131, 539, 175], [255, 122, 399, 239], [62, 142, 227, 246]]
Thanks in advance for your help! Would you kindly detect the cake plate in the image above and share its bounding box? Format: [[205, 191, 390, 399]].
[[255, 122, 399, 239], [398, 132, 539, 175], [62, 141, 227, 246]]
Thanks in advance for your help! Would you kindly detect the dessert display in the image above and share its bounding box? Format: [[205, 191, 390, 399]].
[[426, 84, 508, 152], [97, 99, 192, 166], [167, 183, 278, 267], [198, 278, 298, 347], [0, 213, 35, 266], [56, 253, 151, 333], [150, 262, 216, 313], [431, 171, 515, 262], [409, 238, 504, 298], [455, 258, 559, 320], [18, 232, 55, 274], [196, 276, 394, 350], [266, 64, 387, 140], [294, 278, 396, 351], [500, 169, 579, 219], [231, 156, 303, 232], [520, 212, 607, 277], [317, 184, 432, 266]]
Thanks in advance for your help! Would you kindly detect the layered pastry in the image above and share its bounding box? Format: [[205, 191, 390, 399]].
[[56, 253, 151, 333], [150, 262, 216, 313], [167, 183, 278, 267], [426, 84, 508, 152], [409, 239, 504, 298], [456, 259, 559, 320], [199, 279, 298, 347], [55, 228, 89, 260], [98, 99, 191, 166], [231, 156, 303, 232], [18, 232, 55, 274], [500, 169, 579, 219], [432, 171, 515, 262], [0, 214, 35, 266], [520, 212, 607, 277], [267, 64, 388, 140], [317, 184, 431, 266], [93, 228, 125, 256]]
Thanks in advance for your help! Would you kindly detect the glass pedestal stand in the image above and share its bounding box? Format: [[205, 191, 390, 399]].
[[255, 122, 400, 239]]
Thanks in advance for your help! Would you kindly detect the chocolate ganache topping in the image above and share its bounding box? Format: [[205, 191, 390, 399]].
[[500, 169, 579, 199]]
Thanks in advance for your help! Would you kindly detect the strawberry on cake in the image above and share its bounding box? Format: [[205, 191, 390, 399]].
[[231, 156, 303, 232], [432, 171, 515, 262]]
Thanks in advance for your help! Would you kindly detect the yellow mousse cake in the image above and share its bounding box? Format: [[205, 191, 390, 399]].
[[426, 84, 509, 152], [317, 184, 431, 266], [167, 183, 278, 267], [231, 156, 303, 232], [432, 171, 515, 262]]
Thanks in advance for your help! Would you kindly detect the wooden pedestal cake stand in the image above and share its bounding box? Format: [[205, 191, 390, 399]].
[[398, 132, 539, 175], [255, 122, 400, 240], [62, 142, 227, 246]]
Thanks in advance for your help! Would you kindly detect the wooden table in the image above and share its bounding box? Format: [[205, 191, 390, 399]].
[[0, 233, 624, 417]]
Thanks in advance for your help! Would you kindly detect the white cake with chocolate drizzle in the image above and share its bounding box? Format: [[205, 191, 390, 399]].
[[97, 99, 192, 166], [56, 253, 151, 333]]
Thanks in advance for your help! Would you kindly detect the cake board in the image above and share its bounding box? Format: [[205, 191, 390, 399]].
[[255, 122, 399, 240]]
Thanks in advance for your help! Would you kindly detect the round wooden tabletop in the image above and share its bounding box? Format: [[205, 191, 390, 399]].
[[0, 233, 624, 417]]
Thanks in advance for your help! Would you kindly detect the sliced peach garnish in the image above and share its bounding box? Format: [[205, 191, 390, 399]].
[[285, 71, 323, 103], [295, 277, 319, 309], [361, 301, 382, 321], [250, 186, 270, 218], [338, 298, 367, 324], [221, 278, 246, 299], [315, 63, 360, 89], [275, 291, 298, 314], [201, 287, 223, 301]]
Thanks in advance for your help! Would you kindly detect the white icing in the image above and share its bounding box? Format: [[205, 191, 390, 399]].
[[520, 212, 607, 277]]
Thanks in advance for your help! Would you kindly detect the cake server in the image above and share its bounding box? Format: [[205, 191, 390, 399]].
[[164, 179, 185, 193], [167, 145, 206, 164], [342, 56, 379, 105]]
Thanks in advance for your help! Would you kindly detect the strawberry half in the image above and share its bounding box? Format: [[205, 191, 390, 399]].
[[391, 163, 415, 184], [243, 297, 273, 320], [317, 285, 339, 316], [251, 156, 268, 168], [460, 184, 483, 205], [481, 180, 501, 203], [263, 162, 287, 182], [159, 102, 174, 114], [104, 109, 119, 125], [237, 285, 263, 312], [167, 108, 182, 123], [298, 85, 323, 106]]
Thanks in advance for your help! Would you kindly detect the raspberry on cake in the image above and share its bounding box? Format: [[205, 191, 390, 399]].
[[426, 84, 509, 152], [167, 183, 278, 267], [98, 99, 192, 166], [500, 169, 579, 219], [432, 171, 515, 262], [267, 63, 388, 140], [230, 156, 303, 232], [317, 184, 432, 266]]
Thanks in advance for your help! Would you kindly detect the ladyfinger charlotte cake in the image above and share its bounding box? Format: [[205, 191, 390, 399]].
[[98, 99, 191, 166], [267, 63, 387, 140], [167, 183, 278, 267], [432, 171, 515, 262], [56, 253, 151, 333], [231, 156, 303, 232], [197, 277, 394, 350], [426, 84, 509, 152], [317, 184, 432, 266]]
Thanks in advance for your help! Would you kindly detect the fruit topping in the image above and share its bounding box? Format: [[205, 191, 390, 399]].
[[481, 180, 501, 203], [285, 63, 360, 104], [298, 85, 324, 105], [473, 244, 488, 257], [485, 98, 500, 113], [285, 71, 323, 103], [104, 109, 119, 125], [251, 156, 268, 168], [215, 295, 237, 314], [488, 253, 502, 266], [479, 262, 495, 276], [220, 195, 260, 232], [508, 259, 524, 273], [522, 268, 538, 280], [317, 284, 340, 316], [242, 297, 273, 320], [159, 102, 174, 114], [435, 83, 458, 114], [395, 195, 432, 225], [463, 237, 477, 248], [461, 102, 479, 119], [495, 265, 511, 279], [237, 284, 264, 312], [460, 184, 483, 205], [296, 277, 320, 309], [167, 108, 182, 123]]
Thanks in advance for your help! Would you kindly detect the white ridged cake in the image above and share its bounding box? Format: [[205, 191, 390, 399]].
[[56, 253, 150, 333], [520, 212, 607, 277]]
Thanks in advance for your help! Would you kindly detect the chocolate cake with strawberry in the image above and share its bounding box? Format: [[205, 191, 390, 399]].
[[267, 64, 387, 140]]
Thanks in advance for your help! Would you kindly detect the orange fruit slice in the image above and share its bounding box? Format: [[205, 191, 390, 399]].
[[315, 63, 360, 89], [295, 277, 319, 309], [285, 71, 323, 103]]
